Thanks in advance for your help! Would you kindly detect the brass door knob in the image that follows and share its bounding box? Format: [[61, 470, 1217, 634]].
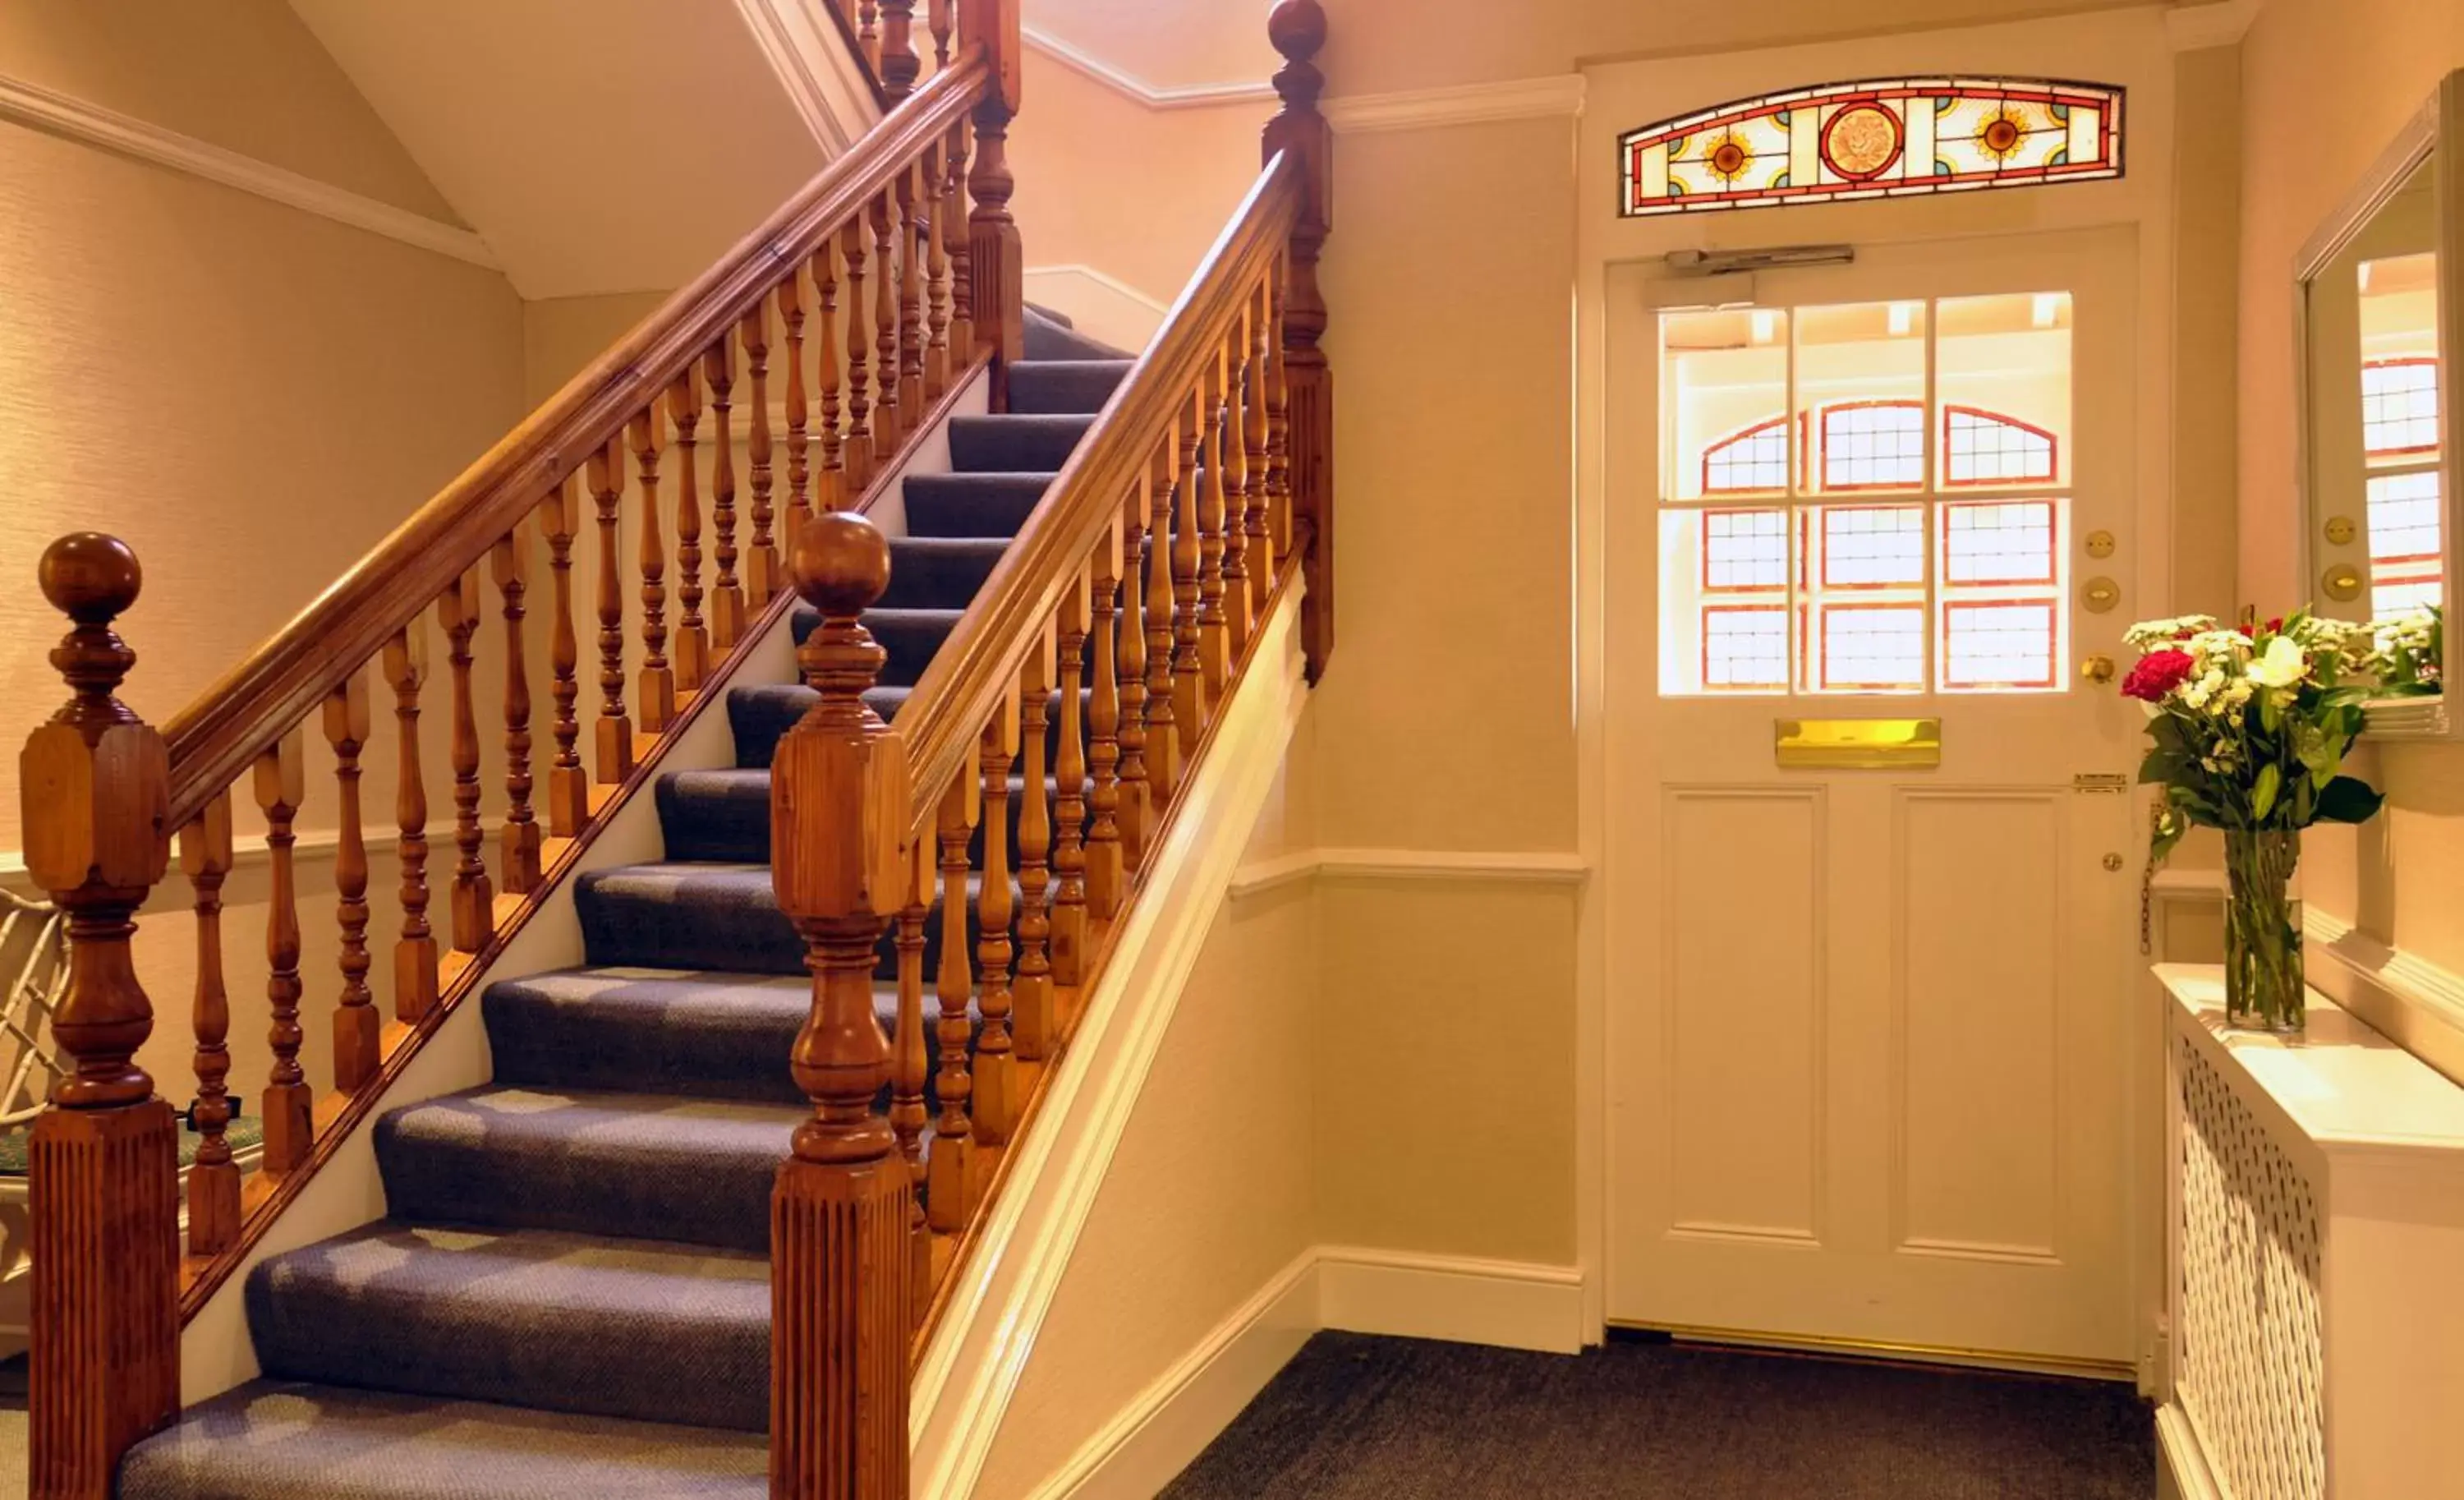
[[2080, 654, 2117, 686]]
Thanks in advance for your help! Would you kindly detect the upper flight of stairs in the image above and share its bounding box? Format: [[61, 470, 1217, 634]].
[[116, 310, 1134, 1500]]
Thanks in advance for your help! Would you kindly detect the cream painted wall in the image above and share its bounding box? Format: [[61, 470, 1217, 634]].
[[2233, 2, 2464, 985], [522, 291, 670, 407]]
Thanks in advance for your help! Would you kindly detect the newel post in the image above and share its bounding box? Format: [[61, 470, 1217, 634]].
[[962, 0, 1025, 390], [1265, 0, 1334, 683], [21, 534, 179, 1500], [769, 512, 913, 1500]]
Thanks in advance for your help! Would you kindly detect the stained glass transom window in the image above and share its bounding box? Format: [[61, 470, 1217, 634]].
[[1945, 407, 2057, 485], [1620, 77, 2125, 218], [1703, 417, 1793, 493]]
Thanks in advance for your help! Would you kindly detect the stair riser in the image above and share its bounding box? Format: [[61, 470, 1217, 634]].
[[947, 414, 1096, 470], [661, 772, 1086, 865], [730, 685, 1096, 771], [577, 873, 1032, 984]]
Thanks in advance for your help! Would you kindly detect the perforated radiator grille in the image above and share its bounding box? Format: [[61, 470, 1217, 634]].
[[2177, 1037, 2325, 1500]]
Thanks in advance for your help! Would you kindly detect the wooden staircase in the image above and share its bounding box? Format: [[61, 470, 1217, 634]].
[[14, 2, 1333, 1496]]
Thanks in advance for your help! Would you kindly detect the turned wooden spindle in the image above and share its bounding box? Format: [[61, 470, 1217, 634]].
[[182, 794, 239, 1257], [857, 0, 880, 69], [926, 146, 954, 399], [633, 407, 677, 734], [708, 332, 746, 648], [1267, 0, 1335, 680], [965, 1, 1026, 375], [1149, 443, 1186, 799], [926, 766, 977, 1233], [256, 729, 310, 1173], [385, 623, 439, 1022], [1116, 482, 1152, 863], [781, 268, 816, 535], [669, 370, 709, 692], [878, 0, 919, 99], [1014, 632, 1054, 1061], [1221, 310, 1256, 653], [20, 533, 178, 1498], [841, 218, 874, 493], [1266, 259, 1295, 565], [767, 504, 912, 1500], [496, 522, 542, 895], [1243, 278, 1276, 620], [872, 191, 904, 450], [972, 703, 1019, 1144], [899, 161, 928, 421], [742, 305, 781, 605], [1052, 568, 1090, 982], [1196, 350, 1233, 696], [327, 673, 379, 1093], [540, 481, 588, 839], [1172, 389, 1209, 740], [929, 0, 953, 69], [589, 440, 636, 785], [440, 573, 494, 953], [892, 844, 932, 1321], [1087, 520, 1126, 919], [945, 119, 976, 360]]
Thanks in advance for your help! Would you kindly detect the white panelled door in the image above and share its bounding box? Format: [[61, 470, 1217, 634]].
[[1604, 228, 2141, 1371]]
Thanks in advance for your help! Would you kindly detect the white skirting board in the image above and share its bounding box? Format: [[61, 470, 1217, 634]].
[[1028, 1246, 1585, 1500], [2155, 1404, 2223, 1500]]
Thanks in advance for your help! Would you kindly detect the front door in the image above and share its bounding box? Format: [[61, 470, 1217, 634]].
[[1603, 228, 2141, 1371]]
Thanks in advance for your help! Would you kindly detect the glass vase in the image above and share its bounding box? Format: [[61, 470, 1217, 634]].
[[2223, 828, 2305, 1034]]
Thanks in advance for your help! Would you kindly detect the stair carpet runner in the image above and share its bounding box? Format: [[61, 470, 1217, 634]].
[[118, 311, 1136, 1499]]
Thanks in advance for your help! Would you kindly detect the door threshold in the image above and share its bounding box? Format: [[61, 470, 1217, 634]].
[[1610, 1319, 2138, 1384]]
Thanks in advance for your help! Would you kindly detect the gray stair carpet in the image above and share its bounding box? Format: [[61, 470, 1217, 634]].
[[117, 307, 1133, 1499]]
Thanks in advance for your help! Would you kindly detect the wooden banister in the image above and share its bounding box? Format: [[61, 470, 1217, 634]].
[[157, 53, 991, 832]]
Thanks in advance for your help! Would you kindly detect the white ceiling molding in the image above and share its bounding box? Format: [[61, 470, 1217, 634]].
[[2164, 0, 2262, 51], [733, 0, 885, 154], [1023, 25, 1275, 110], [0, 71, 499, 269], [1322, 75, 1587, 136]]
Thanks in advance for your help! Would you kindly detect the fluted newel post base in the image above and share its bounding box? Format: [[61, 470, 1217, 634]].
[[770, 1153, 912, 1500], [30, 1100, 179, 1500], [1266, 0, 1333, 683], [1287, 368, 1334, 681]]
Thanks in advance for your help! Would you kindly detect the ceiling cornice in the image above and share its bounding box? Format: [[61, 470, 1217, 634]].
[[1322, 76, 1588, 136], [1022, 25, 1276, 111]]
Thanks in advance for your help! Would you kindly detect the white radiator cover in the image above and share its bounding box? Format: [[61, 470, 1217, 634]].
[[2157, 964, 2464, 1500]]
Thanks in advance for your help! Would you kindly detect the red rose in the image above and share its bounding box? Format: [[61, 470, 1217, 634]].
[[2122, 649, 2196, 702]]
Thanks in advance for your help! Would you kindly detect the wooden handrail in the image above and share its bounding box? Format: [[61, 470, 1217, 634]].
[[158, 53, 991, 832], [895, 153, 1305, 842]]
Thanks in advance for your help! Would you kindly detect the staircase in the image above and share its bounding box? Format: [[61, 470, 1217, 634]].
[[117, 311, 1135, 1499], [15, 3, 1335, 1496]]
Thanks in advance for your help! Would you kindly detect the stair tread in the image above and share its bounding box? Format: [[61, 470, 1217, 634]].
[[119, 1380, 767, 1500], [486, 967, 833, 1101]]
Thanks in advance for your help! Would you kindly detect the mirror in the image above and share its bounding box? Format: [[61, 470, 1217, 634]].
[[2297, 73, 2462, 736]]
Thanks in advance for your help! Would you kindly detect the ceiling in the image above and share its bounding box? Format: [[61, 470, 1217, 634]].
[[287, 0, 829, 300], [1021, 0, 1280, 94]]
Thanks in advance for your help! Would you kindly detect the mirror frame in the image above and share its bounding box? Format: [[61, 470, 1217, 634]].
[[2292, 70, 2464, 740]]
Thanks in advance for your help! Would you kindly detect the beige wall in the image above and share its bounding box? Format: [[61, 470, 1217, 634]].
[[522, 291, 670, 407], [2233, 2, 2464, 980]]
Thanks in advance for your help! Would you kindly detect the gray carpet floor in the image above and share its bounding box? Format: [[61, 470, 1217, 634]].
[[1164, 1332, 2155, 1499]]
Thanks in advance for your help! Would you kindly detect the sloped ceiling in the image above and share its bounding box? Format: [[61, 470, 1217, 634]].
[[288, 0, 827, 299], [1022, 0, 1279, 94]]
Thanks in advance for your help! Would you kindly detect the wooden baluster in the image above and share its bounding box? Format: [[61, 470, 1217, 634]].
[[899, 161, 928, 421], [945, 119, 975, 361], [1267, 0, 1335, 680], [1266, 257, 1295, 567], [1087, 522, 1126, 920], [972, 703, 1018, 1143], [926, 764, 977, 1233], [540, 481, 587, 838], [327, 673, 378, 1093], [669, 370, 709, 693], [496, 522, 542, 895], [1170, 398, 1206, 764], [966, 0, 1026, 378], [878, 0, 919, 99], [441, 573, 494, 953], [782, 268, 816, 534], [742, 305, 781, 605], [633, 407, 676, 733], [1014, 631, 1053, 1061], [768, 508, 912, 1500], [1116, 481, 1151, 863], [1196, 350, 1232, 697], [840, 219, 873, 494], [857, 0, 880, 70], [1144, 449, 1180, 802], [1053, 569, 1089, 982], [590, 440, 636, 785], [1244, 278, 1276, 619], [386, 624, 439, 1022], [929, 0, 953, 70], [1221, 310, 1255, 653], [708, 331, 745, 648], [21, 535, 177, 1498], [926, 143, 954, 400], [893, 842, 931, 1325], [257, 729, 310, 1173], [872, 191, 904, 450], [182, 793, 239, 1257]]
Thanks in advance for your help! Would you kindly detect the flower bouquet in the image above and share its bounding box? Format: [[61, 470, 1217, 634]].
[[2121, 612, 2387, 1032]]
